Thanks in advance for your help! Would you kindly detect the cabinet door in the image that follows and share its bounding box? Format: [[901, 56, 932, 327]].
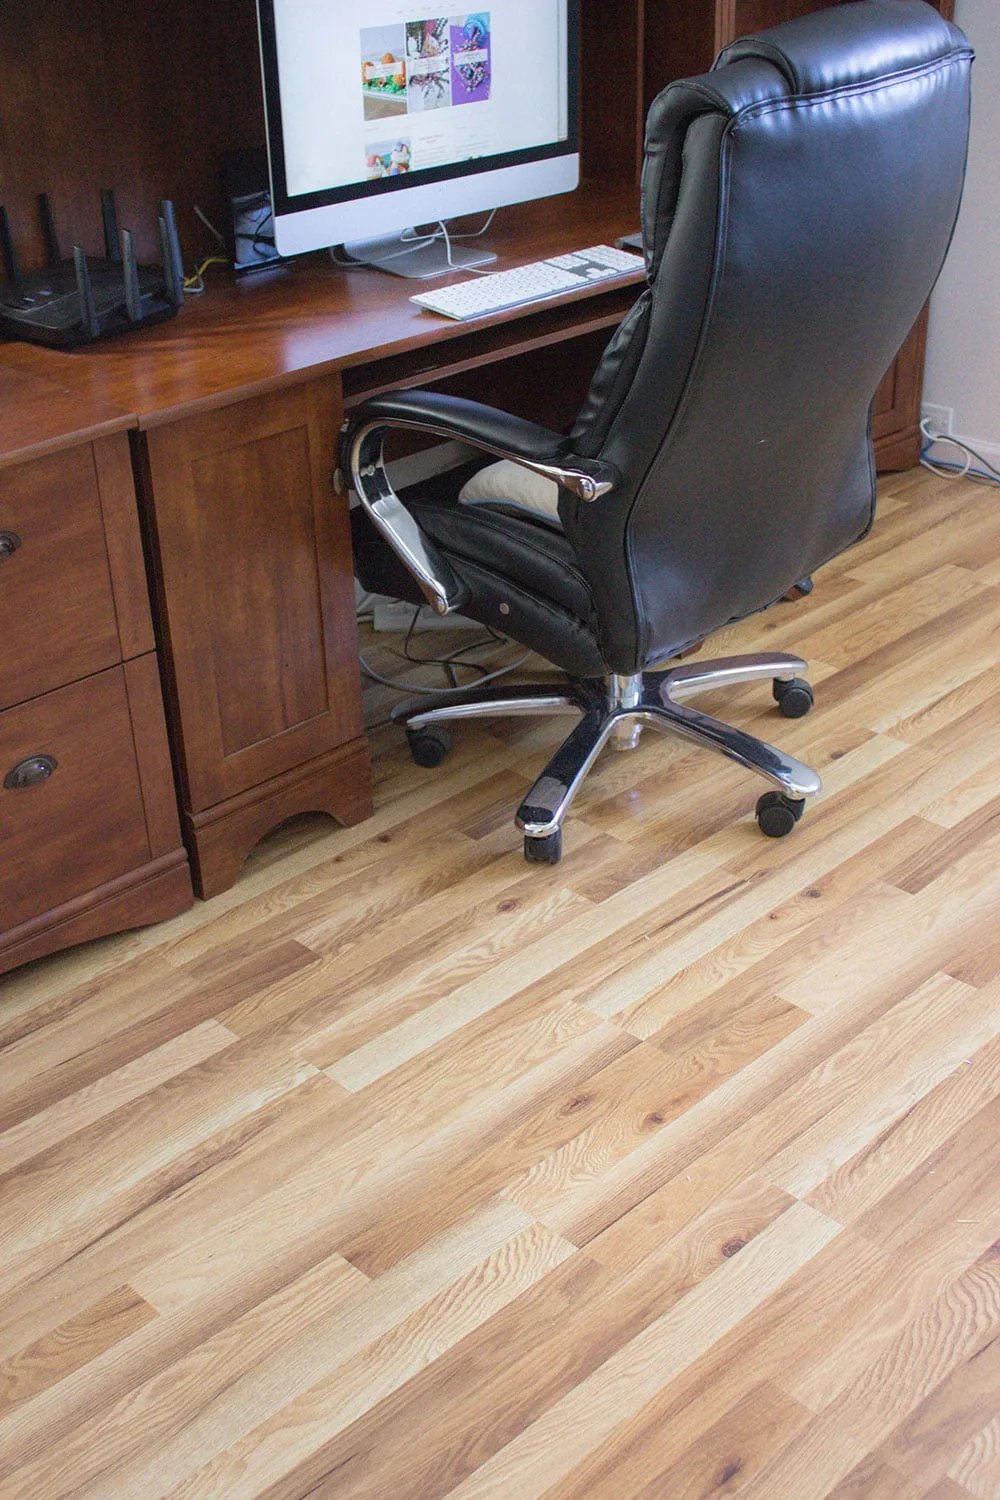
[[138, 377, 364, 813], [0, 446, 121, 711]]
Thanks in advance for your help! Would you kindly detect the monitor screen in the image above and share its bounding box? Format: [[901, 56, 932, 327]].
[[257, 0, 579, 258]]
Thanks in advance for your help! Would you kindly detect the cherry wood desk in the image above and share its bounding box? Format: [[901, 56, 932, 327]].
[[0, 187, 644, 902]]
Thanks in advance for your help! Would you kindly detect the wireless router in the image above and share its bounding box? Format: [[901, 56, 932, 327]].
[[0, 190, 184, 348]]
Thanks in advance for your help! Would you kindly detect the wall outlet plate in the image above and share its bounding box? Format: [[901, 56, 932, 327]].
[[921, 403, 954, 436]]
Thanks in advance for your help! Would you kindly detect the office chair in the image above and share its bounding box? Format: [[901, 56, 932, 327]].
[[343, 0, 972, 863]]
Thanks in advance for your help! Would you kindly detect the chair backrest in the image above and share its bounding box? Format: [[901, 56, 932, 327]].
[[563, 0, 972, 674]]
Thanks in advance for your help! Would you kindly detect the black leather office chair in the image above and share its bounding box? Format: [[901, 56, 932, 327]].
[[344, 0, 972, 863]]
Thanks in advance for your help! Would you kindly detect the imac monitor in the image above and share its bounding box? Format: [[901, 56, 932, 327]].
[[256, 0, 578, 276]]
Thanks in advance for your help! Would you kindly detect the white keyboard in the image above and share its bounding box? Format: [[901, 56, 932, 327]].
[[409, 244, 645, 321]]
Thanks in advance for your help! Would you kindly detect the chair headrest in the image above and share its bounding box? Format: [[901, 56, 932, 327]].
[[715, 0, 970, 97]]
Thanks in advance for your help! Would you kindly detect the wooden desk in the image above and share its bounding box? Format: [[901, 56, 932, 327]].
[[0, 188, 643, 902]]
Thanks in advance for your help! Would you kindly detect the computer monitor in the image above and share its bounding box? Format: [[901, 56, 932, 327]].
[[256, 0, 579, 277]]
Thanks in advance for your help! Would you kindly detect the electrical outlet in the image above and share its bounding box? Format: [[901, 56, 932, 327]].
[[921, 403, 953, 436]]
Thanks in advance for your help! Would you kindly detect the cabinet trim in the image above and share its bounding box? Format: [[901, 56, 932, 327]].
[[0, 851, 191, 977], [94, 433, 156, 660]]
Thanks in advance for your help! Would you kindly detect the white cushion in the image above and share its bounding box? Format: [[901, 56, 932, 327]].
[[457, 459, 562, 524]]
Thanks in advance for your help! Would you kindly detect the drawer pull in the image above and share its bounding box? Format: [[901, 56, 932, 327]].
[[4, 754, 58, 790], [0, 529, 21, 560]]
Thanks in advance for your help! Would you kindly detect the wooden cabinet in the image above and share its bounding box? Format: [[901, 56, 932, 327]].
[[0, 371, 192, 976], [133, 377, 372, 899], [581, 0, 956, 471]]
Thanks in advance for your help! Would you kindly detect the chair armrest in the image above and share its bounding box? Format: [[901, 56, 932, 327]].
[[339, 388, 619, 618], [344, 389, 619, 502]]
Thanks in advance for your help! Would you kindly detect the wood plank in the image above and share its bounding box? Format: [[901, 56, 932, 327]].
[[0, 1287, 156, 1418], [124, 1221, 576, 1500], [947, 1416, 1000, 1500], [204, 1176, 795, 1500], [0, 1203, 526, 1500], [532, 951, 977, 1250], [746, 1249, 1000, 1498], [761, 972, 1000, 1200], [546, 1378, 813, 1500], [782, 1180, 1000, 1416], [0, 1073, 348, 1367], [0, 1020, 235, 1175], [514, 1226, 894, 1500], [807, 1030, 1000, 1226], [0, 1035, 319, 1300], [433, 1203, 841, 1500]]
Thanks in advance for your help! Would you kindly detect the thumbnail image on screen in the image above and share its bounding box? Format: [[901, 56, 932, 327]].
[[360, 13, 491, 123]]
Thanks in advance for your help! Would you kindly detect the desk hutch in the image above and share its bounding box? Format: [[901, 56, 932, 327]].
[[0, 0, 954, 973]]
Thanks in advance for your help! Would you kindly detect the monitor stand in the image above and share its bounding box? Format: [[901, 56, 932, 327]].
[[340, 230, 497, 280]]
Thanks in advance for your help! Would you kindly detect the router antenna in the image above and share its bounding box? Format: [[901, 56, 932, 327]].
[[101, 189, 121, 263], [121, 229, 142, 323], [158, 200, 184, 310], [73, 246, 100, 340], [0, 206, 21, 282], [37, 194, 61, 266]]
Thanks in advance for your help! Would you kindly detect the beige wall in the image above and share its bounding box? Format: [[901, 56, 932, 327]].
[[922, 0, 1000, 456]]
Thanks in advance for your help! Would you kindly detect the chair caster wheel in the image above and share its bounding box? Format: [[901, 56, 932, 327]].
[[756, 791, 806, 838], [781, 576, 814, 601], [406, 725, 452, 767], [524, 829, 562, 864], [773, 676, 814, 718]]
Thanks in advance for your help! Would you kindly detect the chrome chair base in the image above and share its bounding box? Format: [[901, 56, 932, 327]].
[[396, 652, 822, 855]]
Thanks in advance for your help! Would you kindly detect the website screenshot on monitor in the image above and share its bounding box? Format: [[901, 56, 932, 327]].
[[273, 0, 568, 199]]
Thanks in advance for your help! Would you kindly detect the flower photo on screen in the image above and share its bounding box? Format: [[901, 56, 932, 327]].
[[406, 18, 451, 111]]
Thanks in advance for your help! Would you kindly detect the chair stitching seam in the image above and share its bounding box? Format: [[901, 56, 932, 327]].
[[732, 51, 972, 128]]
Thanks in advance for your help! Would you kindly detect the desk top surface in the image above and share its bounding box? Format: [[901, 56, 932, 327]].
[[0, 365, 135, 470], [0, 186, 642, 442]]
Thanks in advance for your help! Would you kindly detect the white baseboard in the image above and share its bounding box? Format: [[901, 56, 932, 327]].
[[957, 433, 1000, 465]]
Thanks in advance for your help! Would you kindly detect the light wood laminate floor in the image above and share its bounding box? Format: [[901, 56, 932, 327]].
[[2, 464, 1000, 1499]]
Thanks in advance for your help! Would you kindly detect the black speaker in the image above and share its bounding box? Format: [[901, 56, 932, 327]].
[[220, 148, 283, 274]]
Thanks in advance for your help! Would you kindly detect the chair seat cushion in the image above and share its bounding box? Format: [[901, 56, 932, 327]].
[[353, 461, 607, 677], [457, 460, 562, 526], [411, 492, 596, 630]]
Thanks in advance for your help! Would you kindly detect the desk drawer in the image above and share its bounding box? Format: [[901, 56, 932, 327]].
[[0, 446, 122, 710], [0, 667, 151, 931]]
